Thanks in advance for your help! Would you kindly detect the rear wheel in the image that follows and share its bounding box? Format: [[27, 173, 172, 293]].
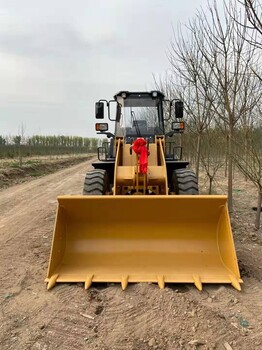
[[83, 169, 110, 195], [171, 169, 199, 195]]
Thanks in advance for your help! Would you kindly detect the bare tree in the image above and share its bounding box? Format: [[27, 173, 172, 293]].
[[169, 32, 216, 180], [200, 128, 225, 194], [17, 122, 26, 166], [155, 28, 217, 180], [155, 0, 261, 214], [234, 0, 262, 48], [228, 0, 262, 82], [233, 131, 262, 229], [184, 1, 261, 212]]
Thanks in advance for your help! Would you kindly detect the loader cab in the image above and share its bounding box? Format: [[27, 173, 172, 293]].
[[94, 91, 188, 183], [113, 91, 165, 143]]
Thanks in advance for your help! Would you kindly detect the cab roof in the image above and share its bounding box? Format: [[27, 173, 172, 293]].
[[114, 91, 165, 100]]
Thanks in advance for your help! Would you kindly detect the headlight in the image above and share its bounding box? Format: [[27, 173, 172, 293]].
[[172, 121, 185, 132], [152, 91, 158, 98], [95, 123, 108, 132]]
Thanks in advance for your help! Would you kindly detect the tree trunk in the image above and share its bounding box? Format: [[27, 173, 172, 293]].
[[225, 134, 228, 178], [209, 177, 213, 195], [195, 133, 201, 180], [228, 127, 233, 213], [255, 191, 262, 230], [244, 130, 248, 181], [19, 145, 22, 167]]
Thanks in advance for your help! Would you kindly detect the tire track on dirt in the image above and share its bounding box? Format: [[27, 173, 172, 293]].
[[0, 163, 89, 210], [0, 160, 92, 244]]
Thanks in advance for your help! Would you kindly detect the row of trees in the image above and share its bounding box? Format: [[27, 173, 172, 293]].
[[158, 0, 262, 228], [0, 135, 99, 148], [181, 125, 261, 190], [0, 135, 100, 160]]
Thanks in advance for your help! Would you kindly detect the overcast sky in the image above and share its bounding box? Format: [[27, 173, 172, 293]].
[[0, 0, 208, 137]]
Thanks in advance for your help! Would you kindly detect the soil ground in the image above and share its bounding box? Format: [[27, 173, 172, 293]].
[[0, 160, 261, 350]]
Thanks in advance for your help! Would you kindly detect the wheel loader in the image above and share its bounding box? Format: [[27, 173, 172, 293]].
[[46, 91, 242, 291]]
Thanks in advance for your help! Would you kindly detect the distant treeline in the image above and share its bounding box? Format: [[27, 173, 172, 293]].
[[0, 135, 100, 159]]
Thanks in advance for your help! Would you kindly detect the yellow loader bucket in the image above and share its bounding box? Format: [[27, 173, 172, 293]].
[[46, 195, 242, 291]]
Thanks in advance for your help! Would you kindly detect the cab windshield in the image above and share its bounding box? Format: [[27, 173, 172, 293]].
[[115, 97, 164, 139]]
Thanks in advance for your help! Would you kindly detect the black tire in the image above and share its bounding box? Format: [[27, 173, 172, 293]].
[[171, 169, 199, 195], [83, 169, 110, 195]]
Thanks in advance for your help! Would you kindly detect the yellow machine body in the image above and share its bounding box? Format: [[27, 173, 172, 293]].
[[113, 137, 168, 195], [46, 195, 242, 291], [46, 106, 242, 291]]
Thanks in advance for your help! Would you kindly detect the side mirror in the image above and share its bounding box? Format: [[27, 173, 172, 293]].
[[95, 123, 108, 132], [175, 101, 183, 119], [95, 102, 104, 119], [172, 121, 185, 133]]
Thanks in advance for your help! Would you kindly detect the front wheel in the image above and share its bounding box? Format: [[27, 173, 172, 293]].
[[171, 169, 199, 195], [83, 169, 110, 195]]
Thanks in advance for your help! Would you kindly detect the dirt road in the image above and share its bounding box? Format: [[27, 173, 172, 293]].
[[0, 161, 262, 349]]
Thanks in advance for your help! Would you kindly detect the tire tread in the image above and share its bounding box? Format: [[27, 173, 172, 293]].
[[83, 169, 109, 195]]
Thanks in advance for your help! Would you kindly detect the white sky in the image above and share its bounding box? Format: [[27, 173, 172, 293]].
[[0, 0, 208, 137]]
